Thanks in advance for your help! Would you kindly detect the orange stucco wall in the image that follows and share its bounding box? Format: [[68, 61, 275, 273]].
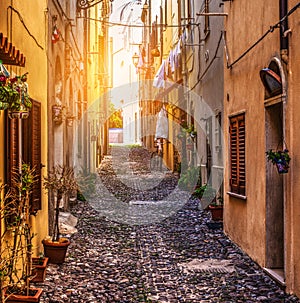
[[224, 0, 300, 296]]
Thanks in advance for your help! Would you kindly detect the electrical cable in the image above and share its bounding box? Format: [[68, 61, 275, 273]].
[[188, 31, 223, 93], [7, 6, 44, 50], [78, 16, 199, 28], [226, 1, 300, 69]]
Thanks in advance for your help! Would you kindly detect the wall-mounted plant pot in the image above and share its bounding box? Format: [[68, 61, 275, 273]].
[[52, 105, 63, 124], [151, 47, 160, 57], [8, 110, 30, 119], [31, 257, 49, 283], [66, 117, 75, 127], [42, 238, 70, 264]]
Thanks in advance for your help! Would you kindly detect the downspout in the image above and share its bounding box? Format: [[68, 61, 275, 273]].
[[279, 0, 289, 289], [180, 0, 188, 171], [279, 0, 288, 64]]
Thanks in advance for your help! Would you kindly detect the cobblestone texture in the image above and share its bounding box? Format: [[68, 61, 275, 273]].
[[39, 146, 300, 303]]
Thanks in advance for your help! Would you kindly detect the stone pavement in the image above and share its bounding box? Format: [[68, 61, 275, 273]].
[[40, 146, 300, 303]]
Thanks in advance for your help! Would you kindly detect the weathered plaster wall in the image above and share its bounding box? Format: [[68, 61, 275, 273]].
[[0, 1, 49, 254], [223, 0, 280, 266], [284, 0, 300, 296]]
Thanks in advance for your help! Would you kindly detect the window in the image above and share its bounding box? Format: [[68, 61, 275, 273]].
[[229, 114, 246, 196]]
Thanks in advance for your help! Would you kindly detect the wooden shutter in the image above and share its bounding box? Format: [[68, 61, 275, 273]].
[[229, 114, 246, 195], [22, 100, 42, 212], [6, 100, 42, 212], [5, 116, 20, 186]]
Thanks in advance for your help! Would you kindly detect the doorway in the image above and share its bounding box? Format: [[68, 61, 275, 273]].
[[265, 101, 285, 284]]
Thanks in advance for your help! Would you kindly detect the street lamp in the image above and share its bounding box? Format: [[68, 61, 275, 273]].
[[132, 52, 139, 68]]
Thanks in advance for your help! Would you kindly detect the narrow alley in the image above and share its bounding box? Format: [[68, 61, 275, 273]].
[[40, 146, 300, 303]]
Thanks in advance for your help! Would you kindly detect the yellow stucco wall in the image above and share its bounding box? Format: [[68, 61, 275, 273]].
[[0, 1, 48, 255]]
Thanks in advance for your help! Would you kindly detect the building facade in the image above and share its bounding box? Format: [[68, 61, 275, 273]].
[[0, 1, 48, 254], [109, 0, 142, 145], [47, 0, 86, 229], [223, 0, 300, 296]]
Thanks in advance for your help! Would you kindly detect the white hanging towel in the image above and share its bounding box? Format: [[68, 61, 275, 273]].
[[169, 49, 176, 73], [153, 60, 166, 88], [155, 106, 168, 139], [136, 50, 144, 73]]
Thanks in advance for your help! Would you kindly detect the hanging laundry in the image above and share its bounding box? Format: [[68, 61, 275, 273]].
[[174, 40, 181, 68], [155, 105, 168, 140], [168, 49, 176, 74], [137, 49, 144, 71], [153, 60, 166, 88]]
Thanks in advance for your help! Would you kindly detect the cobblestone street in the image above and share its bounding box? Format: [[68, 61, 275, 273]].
[[40, 146, 300, 303]]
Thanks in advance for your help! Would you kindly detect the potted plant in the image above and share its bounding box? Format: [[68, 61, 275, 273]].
[[178, 165, 201, 192], [208, 195, 223, 221], [0, 164, 43, 302], [182, 123, 197, 140], [52, 104, 63, 124], [266, 148, 291, 174], [42, 165, 79, 264], [31, 255, 49, 283], [0, 71, 32, 119]]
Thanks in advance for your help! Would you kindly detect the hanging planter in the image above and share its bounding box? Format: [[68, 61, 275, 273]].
[[66, 116, 75, 127], [0, 71, 32, 119], [52, 104, 63, 124], [8, 103, 30, 119], [151, 47, 160, 57], [266, 149, 291, 174]]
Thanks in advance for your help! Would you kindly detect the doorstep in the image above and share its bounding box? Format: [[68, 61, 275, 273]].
[[263, 267, 286, 288]]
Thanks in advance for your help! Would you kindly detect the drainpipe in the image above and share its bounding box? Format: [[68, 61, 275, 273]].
[[180, 0, 188, 171], [279, 0, 288, 64]]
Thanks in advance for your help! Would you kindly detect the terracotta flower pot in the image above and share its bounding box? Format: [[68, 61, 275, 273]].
[[52, 105, 63, 124], [4, 287, 43, 303], [208, 205, 223, 221], [31, 257, 49, 283], [42, 238, 70, 264]]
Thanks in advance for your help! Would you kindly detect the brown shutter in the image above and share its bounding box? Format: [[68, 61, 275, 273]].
[[229, 114, 246, 195], [239, 118, 246, 195], [230, 117, 238, 193], [5, 116, 20, 185], [23, 100, 42, 212]]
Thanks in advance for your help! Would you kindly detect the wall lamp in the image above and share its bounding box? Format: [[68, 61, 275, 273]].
[[259, 68, 282, 96], [77, 0, 114, 10], [132, 52, 139, 67]]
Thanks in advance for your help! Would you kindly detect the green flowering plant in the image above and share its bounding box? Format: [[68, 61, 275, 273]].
[[266, 149, 291, 174], [266, 149, 291, 165], [0, 72, 32, 111]]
